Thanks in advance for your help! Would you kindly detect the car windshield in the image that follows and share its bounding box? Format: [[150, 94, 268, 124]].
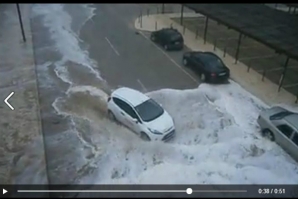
[[197, 53, 225, 69], [269, 111, 294, 120], [134, 99, 164, 122]]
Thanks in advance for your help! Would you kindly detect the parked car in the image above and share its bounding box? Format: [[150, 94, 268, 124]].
[[257, 106, 298, 161], [107, 87, 175, 142], [182, 51, 230, 83], [150, 28, 184, 51]]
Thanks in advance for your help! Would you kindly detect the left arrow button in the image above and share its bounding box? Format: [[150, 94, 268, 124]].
[[4, 92, 14, 110]]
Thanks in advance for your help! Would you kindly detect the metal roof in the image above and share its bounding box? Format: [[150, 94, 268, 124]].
[[183, 4, 298, 60]]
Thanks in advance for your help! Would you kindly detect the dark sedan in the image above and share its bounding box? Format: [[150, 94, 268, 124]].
[[182, 51, 230, 83], [150, 28, 184, 51]]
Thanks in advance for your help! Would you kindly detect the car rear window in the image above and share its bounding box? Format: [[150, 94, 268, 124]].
[[269, 111, 294, 120], [197, 53, 225, 69], [169, 34, 183, 42]]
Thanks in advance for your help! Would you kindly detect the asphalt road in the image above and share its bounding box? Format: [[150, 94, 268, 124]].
[[80, 4, 199, 92]]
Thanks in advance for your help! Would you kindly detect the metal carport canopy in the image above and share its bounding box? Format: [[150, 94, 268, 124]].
[[183, 4, 298, 61]]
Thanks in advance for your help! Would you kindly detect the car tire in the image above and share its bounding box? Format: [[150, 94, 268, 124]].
[[183, 58, 188, 66], [164, 44, 168, 51], [262, 129, 275, 141], [150, 35, 156, 42], [140, 132, 151, 141], [200, 73, 207, 82], [108, 110, 117, 122]]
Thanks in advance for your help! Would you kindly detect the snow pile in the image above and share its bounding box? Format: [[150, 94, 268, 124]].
[[89, 82, 298, 184]]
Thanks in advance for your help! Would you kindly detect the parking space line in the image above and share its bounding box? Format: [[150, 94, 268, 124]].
[[137, 79, 147, 92], [105, 37, 120, 56], [138, 31, 199, 84]]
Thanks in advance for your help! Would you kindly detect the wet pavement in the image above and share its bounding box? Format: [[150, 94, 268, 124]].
[[29, 3, 198, 185], [0, 4, 47, 184]]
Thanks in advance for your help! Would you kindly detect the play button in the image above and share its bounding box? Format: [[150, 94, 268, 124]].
[[3, 189, 7, 194]]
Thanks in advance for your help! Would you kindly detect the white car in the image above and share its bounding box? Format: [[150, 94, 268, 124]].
[[107, 87, 175, 141]]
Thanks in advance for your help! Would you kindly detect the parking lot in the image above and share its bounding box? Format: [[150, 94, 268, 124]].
[[172, 16, 298, 98]]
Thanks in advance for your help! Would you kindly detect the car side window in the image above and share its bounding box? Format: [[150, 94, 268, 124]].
[[113, 98, 137, 118], [155, 30, 160, 37], [120, 102, 137, 119], [193, 56, 203, 67], [160, 31, 166, 40], [277, 124, 294, 138], [113, 97, 124, 109], [291, 132, 298, 146]]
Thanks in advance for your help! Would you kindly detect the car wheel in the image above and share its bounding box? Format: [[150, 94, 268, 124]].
[[164, 45, 168, 51], [150, 35, 156, 42], [140, 132, 151, 141], [108, 110, 117, 121], [262, 129, 275, 141], [200, 73, 206, 82], [183, 58, 188, 66]]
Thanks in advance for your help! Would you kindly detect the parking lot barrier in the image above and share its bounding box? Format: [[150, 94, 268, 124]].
[[195, 28, 198, 39], [223, 46, 227, 57], [213, 39, 217, 51]]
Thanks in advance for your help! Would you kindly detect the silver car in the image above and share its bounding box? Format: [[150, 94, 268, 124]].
[[257, 106, 298, 162]]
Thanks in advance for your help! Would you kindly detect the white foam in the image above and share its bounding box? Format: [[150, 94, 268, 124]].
[[79, 4, 96, 35], [31, 4, 102, 85], [52, 97, 67, 116], [90, 82, 298, 184], [66, 85, 109, 101], [36, 61, 54, 88]]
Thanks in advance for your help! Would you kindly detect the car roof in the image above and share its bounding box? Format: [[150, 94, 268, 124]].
[[111, 87, 150, 107], [193, 51, 219, 58], [284, 114, 298, 130], [160, 28, 180, 35]]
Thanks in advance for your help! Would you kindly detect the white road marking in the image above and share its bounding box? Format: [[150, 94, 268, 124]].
[[137, 79, 147, 92], [105, 37, 120, 56], [139, 31, 199, 84]]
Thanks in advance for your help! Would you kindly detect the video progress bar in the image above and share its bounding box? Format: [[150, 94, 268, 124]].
[[17, 189, 247, 195]]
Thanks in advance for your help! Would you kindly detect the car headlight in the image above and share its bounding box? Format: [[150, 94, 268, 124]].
[[148, 128, 163, 135]]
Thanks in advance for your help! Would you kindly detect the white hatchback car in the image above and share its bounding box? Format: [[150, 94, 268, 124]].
[[107, 87, 175, 141]]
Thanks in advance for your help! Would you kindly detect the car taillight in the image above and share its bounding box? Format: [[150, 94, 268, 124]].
[[107, 97, 111, 102], [211, 73, 216, 77]]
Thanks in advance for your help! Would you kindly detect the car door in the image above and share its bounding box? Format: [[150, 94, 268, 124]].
[[289, 131, 298, 160], [159, 31, 167, 45], [119, 101, 142, 133], [187, 54, 196, 67], [275, 124, 295, 152], [191, 56, 204, 74], [111, 97, 127, 124]]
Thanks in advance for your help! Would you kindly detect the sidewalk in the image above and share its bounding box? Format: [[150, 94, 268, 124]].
[[134, 13, 298, 107], [0, 4, 44, 183]]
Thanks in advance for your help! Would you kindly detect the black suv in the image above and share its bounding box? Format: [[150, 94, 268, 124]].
[[150, 28, 184, 51]]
